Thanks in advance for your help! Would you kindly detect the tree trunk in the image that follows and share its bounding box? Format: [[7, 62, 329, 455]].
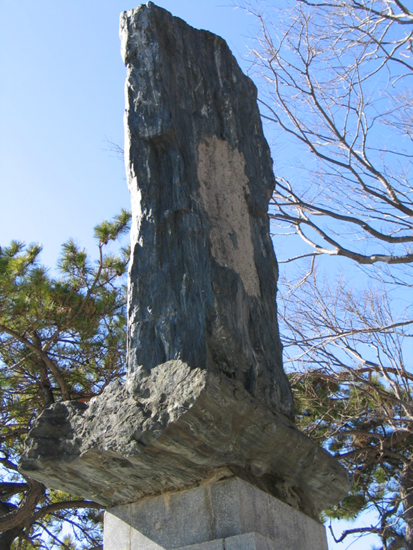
[[0, 478, 44, 533], [0, 478, 44, 550], [0, 527, 21, 550], [401, 460, 413, 550]]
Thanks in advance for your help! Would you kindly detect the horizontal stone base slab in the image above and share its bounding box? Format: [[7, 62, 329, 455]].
[[104, 477, 328, 550], [109, 532, 288, 550], [181, 533, 284, 550], [20, 360, 349, 518]]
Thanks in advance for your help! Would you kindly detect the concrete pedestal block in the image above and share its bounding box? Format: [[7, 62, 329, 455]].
[[104, 478, 328, 550]]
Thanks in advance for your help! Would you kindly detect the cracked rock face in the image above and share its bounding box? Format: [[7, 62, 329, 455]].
[[20, 361, 350, 518], [121, 2, 294, 420], [19, 3, 351, 516]]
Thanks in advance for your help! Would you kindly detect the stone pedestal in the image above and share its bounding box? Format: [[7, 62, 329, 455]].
[[104, 477, 328, 550]]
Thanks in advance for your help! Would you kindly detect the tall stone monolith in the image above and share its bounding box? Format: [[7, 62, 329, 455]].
[[122, 2, 294, 420], [20, 4, 350, 549]]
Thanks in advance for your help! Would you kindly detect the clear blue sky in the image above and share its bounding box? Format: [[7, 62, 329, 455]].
[[0, 2, 377, 549], [0, 0, 256, 268]]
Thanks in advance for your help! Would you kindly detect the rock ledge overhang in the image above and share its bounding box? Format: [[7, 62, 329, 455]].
[[20, 360, 350, 520]]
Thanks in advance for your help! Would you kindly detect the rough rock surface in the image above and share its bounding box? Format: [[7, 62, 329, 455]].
[[121, 2, 294, 419], [19, 3, 350, 517], [20, 361, 349, 519]]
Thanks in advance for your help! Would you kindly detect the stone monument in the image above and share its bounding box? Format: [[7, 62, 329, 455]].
[[20, 4, 350, 549]]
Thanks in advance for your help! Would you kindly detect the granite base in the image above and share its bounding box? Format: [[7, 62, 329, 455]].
[[103, 477, 328, 550]]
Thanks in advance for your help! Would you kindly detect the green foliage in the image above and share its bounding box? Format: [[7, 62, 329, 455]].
[[93, 208, 131, 246], [0, 210, 131, 549], [326, 490, 369, 522], [291, 367, 413, 543]]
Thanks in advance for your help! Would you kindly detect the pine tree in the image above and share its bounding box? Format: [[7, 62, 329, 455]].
[[0, 210, 130, 550]]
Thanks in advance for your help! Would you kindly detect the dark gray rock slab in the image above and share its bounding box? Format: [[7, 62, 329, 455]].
[[121, 2, 294, 419], [20, 361, 349, 519], [19, 5, 350, 518]]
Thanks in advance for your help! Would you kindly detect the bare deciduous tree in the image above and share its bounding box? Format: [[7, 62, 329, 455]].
[[249, 0, 413, 262], [238, 1, 413, 548]]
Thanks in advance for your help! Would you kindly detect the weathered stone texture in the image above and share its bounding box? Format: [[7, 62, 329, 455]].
[[20, 361, 349, 518], [19, 3, 350, 521], [121, 2, 294, 419]]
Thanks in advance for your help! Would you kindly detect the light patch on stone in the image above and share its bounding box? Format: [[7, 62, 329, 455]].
[[197, 136, 260, 297]]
